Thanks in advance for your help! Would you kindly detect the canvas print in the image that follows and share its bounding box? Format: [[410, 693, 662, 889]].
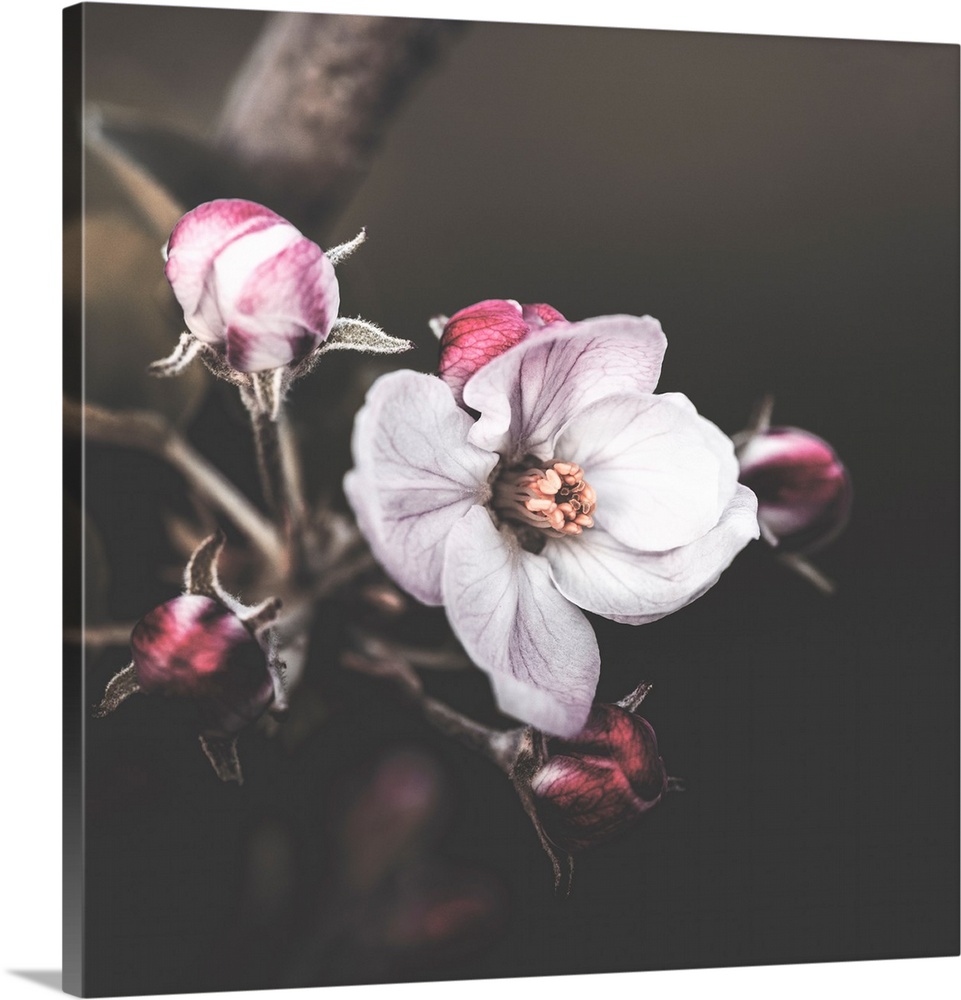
[[63, 4, 959, 996]]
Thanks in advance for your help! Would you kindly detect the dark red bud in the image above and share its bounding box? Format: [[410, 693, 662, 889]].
[[737, 427, 851, 554], [437, 299, 566, 404], [530, 705, 668, 852], [130, 594, 274, 736]]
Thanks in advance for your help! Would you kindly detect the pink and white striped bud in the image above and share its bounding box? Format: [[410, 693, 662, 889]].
[[163, 199, 340, 373], [737, 427, 851, 554], [131, 594, 275, 738], [529, 705, 668, 853], [437, 299, 566, 404]]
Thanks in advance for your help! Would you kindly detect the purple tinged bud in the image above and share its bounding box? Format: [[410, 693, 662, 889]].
[[163, 199, 340, 373], [529, 705, 668, 853], [130, 594, 274, 737], [737, 427, 852, 554]]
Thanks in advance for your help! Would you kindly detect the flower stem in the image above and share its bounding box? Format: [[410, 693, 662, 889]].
[[342, 647, 522, 772], [777, 552, 837, 595], [242, 387, 313, 578], [416, 695, 521, 773]]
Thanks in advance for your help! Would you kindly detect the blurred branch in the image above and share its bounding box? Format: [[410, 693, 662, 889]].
[[86, 112, 185, 242], [777, 552, 837, 595], [214, 13, 464, 231], [64, 398, 283, 564], [64, 623, 136, 648]]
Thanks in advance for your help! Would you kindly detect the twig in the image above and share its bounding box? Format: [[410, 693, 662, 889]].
[[384, 642, 471, 671], [64, 623, 136, 648], [416, 694, 521, 773], [777, 552, 837, 596], [313, 553, 377, 600], [65, 398, 283, 564], [343, 649, 521, 772]]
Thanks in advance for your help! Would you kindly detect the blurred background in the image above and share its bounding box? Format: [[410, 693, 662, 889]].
[[65, 4, 958, 995]]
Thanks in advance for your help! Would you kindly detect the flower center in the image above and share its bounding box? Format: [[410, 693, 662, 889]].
[[493, 461, 596, 536]]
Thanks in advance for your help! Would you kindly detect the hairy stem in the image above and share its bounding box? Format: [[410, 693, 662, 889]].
[[66, 399, 282, 563], [416, 694, 521, 773], [343, 647, 522, 772], [241, 390, 314, 580]]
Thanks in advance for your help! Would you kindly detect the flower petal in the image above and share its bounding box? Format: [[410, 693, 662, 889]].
[[346, 371, 497, 605], [442, 506, 600, 737], [438, 302, 568, 405], [222, 235, 340, 371], [545, 484, 759, 624], [463, 315, 667, 461], [555, 391, 740, 551], [164, 200, 286, 339], [438, 300, 530, 405]]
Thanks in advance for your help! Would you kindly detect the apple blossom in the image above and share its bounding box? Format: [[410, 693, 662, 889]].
[[345, 305, 759, 737]]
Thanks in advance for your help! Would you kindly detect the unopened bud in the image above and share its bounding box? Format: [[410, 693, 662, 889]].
[[131, 594, 275, 737], [529, 705, 667, 852], [437, 299, 566, 405], [737, 426, 851, 554]]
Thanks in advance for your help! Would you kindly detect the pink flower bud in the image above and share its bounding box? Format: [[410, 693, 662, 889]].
[[737, 427, 851, 554], [131, 594, 275, 737], [529, 705, 668, 852], [163, 199, 340, 373], [437, 299, 566, 404]]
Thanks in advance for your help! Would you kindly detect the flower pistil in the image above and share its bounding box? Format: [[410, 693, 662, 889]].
[[494, 460, 596, 536]]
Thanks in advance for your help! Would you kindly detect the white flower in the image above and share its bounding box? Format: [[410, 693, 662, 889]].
[[346, 309, 758, 737]]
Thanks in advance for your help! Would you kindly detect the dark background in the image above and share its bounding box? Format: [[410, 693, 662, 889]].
[[69, 4, 959, 995]]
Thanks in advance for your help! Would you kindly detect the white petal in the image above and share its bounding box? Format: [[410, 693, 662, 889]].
[[213, 224, 303, 311], [164, 200, 286, 344], [555, 392, 740, 552], [545, 485, 759, 624], [222, 237, 340, 371], [463, 315, 667, 461], [346, 371, 497, 605], [442, 506, 600, 737]]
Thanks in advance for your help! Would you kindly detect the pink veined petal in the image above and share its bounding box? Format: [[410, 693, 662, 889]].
[[437, 300, 567, 405], [521, 303, 567, 327], [442, 506, 600, 738], [544, 484, 759, 624], [222, 236, 340, 371], [438, 300, 529, 404], [463, 315, 668, 462], [346, 371, 498, 606], [554, 391, 740, 552], [164, 200, 286, 324]]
